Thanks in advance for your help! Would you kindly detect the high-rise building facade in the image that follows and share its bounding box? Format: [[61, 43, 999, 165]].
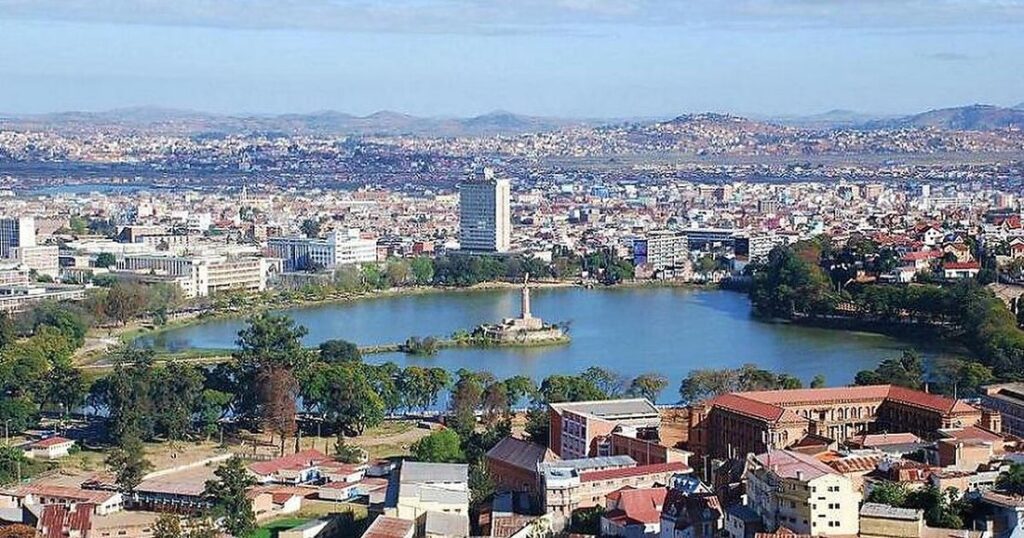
[[0, 217, 36, 259], [459, 169, 511, 253]]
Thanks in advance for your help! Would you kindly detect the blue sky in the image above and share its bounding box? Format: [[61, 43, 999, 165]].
[[1, 0, 1023, 117]]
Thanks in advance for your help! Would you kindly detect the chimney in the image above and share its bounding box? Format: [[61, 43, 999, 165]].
[[796, 470, 804, 482], [982, 409, 1002, 434]]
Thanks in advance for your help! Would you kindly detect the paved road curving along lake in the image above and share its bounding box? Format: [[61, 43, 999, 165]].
[[136, 287, 962, 401]]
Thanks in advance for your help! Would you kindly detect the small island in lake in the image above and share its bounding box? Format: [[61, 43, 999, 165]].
[[471, 276, 570, 346]]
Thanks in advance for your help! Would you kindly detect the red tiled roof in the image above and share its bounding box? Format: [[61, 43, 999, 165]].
[[709, 393, 787, 422], [603, 487, 667, 526], [943, 261, 981, 270], [580, 461, 687, 483], [363, 515, 415, 538], [33, 436, 73, 448], [710, 385, 977, 425], [248, 449, 330, 476]]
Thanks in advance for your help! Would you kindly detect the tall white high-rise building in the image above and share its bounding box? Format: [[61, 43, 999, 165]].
[[459, 168, 511, 253], [0, 216, 36, 259]]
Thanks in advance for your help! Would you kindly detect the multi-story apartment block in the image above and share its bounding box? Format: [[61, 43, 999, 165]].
[[267, 229, 377, 271], [633, 231, 687, 271], [458, 168, 511, 253], [0, 216, 35, 258], [746, 450, 859, 536], [540, 456, 688, 526]]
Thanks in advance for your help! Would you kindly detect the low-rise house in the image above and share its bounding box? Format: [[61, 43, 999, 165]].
[[659, 490, 722, 538], [1, 485, 123, 516], [248, 449, 332, 485], [384, 461, 470, 537], [361, 515, 415, 538], [943, 261, 981, 279], [859, 503, 923, 538], [599, 487, 666, 537], [724, 504, 764, 538], [485, 436, 558, 497], [28, 437, 75, 460]]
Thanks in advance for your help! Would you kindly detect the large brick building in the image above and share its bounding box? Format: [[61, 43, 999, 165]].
[[547, 398, 662, 459], [688, 385, 984, 459]]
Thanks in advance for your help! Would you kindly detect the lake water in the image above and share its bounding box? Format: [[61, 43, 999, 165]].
[[137, 288, 962, 402]]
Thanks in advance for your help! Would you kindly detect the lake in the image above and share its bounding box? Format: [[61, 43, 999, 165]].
[[137, 287, 963, 403]]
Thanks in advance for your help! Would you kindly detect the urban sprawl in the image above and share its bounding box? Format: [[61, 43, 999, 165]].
[[4, 110, 1024, 538]]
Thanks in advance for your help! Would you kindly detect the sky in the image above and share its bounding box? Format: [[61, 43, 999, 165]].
[[1, 0, 1023, 118]]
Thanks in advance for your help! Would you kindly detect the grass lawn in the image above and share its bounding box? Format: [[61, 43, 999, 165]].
[[248, 517, 311, 538]]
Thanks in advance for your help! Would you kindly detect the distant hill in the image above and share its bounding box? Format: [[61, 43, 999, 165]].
[[771, 109, 895, 129], [864, 104, 1024, 130], [0, 107, 591, 136]]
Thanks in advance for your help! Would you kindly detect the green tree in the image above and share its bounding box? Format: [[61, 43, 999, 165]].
[[233, 313, 313, 438], [300, 218, 321, 239], [810, 374, 827, 388], [204, 456, 257, 537], [94, 252, 117, 268], [0, 446, 29, 485], [410, 257, 435, 285], [385, 259, 412, 287], [301, 362, 385, 435], [627, 373, 669, 402], [152, 513, 183, 538], [539, 374, 605, 403], [865, 480, 909, 507], [411, 429, 465, 463], [997, 463, 1024, 495], [104, 282, 151, 326], [106, 434, 153, 494], [318, 339, 362, 363]]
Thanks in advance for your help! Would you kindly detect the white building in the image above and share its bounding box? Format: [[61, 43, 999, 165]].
[[459, 168, 511, 253], [0, 216, 35, 258], [117, 254, 270, 298], [13, 245, 59, 279], [746, 450, 859, 537], [28, 437, 75, 460], [267, 229, 377, 271]]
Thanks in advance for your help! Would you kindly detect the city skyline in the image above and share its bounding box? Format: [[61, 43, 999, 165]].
[[1, 1, 1023, 117]]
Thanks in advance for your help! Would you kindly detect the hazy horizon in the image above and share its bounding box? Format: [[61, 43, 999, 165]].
[[2, 1, 1023, 117]]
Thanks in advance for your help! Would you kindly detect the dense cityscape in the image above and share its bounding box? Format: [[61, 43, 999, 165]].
[[5, 1, 1024, 538]]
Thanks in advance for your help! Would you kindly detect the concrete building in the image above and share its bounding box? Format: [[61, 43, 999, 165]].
[[12, 245, 59, 278], [117, 254, 269, 298], [384, 461, 469, 538], [540, 457, 688, 526], [859, 503, 923, 538], [459, 168, 511, 253], [746, 450, 859, 536], [982, 383, 1024, 437], [633, 231, 688, 272], [0, 284, 86, 314], [267, 229, 377, 271], [0, 216, 35, 258]]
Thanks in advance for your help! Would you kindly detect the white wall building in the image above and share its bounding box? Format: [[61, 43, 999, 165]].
[[746, 450, 859, 537], [267, 229, 377, 271]]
